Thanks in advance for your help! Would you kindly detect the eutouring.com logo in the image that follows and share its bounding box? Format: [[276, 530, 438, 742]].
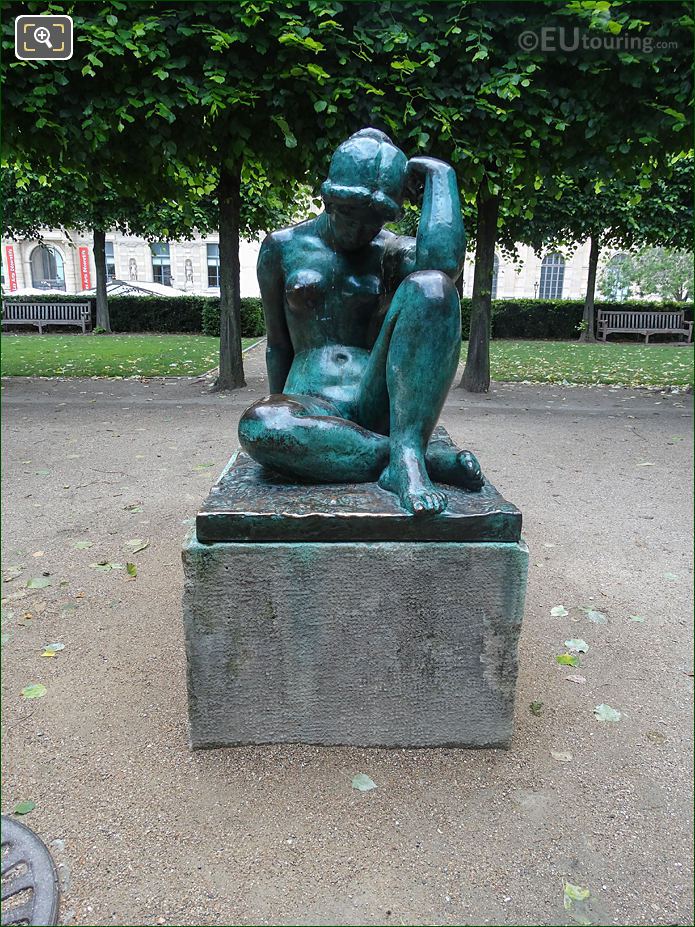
[[517, 27, 678, 54]]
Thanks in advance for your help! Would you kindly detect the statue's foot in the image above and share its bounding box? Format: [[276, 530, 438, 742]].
[[378, 448, 448, 515], [426, 445, 485, 491]]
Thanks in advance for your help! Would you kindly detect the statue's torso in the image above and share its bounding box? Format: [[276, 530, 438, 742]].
[[274, 218, 397, 410]]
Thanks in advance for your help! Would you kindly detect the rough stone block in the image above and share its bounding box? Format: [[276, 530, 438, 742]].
[[182, 534, 528, 749]]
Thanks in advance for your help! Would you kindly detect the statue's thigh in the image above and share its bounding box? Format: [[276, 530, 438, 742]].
[[354, 336, 392, 435]]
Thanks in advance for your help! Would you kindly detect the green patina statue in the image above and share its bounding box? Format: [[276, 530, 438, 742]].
[[238, 128, 485, 516]]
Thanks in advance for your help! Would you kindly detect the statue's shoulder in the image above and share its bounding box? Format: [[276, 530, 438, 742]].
[[261, 218, 317, 255]]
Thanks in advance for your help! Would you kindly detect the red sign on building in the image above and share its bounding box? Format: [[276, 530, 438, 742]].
[[78, 246, 91, 290], [5, 245, 17, 291]]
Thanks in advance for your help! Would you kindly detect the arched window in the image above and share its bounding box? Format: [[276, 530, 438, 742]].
[[539, 253, 565, 299], [491, 253, 500, 299], [30, 245, 65, 291], [603, 252, 631, 300]]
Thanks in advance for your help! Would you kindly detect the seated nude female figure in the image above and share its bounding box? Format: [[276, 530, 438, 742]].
[[238, 128, 484, 515]]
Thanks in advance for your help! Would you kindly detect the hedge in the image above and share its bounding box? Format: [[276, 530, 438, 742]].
[[1, 293, 266, 337], [460, 298, 690, 340], [201, 297, 265, 337], [3, 293, 688, 341]]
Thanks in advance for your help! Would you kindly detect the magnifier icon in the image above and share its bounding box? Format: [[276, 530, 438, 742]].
[[33, 26, 53, 49]]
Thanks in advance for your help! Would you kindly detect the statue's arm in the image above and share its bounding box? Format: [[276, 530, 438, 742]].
[[257, 233, 293, 394], [391, 157, 466, 282]]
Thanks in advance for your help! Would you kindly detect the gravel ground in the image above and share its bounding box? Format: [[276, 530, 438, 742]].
[[1, 344, 693, 927]]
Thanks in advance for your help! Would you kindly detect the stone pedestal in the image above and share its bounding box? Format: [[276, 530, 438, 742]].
[[182, 429, 528, 749]]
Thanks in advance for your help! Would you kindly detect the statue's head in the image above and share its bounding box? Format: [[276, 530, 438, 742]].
[[321, 128, 407, 251]]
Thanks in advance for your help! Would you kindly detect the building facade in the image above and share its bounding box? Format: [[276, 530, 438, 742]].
[[2, 228, 621, 302]]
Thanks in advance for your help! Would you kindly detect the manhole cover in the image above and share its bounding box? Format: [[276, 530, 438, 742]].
[[1, 816, 59, 926]]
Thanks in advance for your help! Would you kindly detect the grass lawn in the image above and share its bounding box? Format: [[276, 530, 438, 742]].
[[1, 334, 691, 386], [0, 334, 256, 378], [462, 339, 694, 388]]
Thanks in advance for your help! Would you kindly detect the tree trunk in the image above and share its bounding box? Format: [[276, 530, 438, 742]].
[[92, 229, 111, 333], [578, 233, 599, 342], [212, 159, 246, 391], [459, 187, 499, 392]]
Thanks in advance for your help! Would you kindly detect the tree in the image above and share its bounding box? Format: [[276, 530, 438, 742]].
[[520, 154, 693, 339], [284, 1, 692, 389], [2, 2, 319, 386], [2, 162, 218, 331], [612, 247, 694, 302]]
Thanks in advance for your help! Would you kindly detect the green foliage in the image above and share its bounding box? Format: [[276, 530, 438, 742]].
[[603, 247, 694, 302], [460, 298, 690, 341], [202, 298, 265, 337]]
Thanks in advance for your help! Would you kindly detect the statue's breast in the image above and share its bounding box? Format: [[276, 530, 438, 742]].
[[285, 269, 326, 313]]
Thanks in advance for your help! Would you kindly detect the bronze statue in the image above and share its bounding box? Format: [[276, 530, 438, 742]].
[[238, 128, 484, 515]]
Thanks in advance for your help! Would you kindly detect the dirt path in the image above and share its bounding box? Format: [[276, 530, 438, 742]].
[[2, 348, 693, 926]]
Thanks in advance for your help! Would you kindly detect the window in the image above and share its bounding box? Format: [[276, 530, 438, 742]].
[[603, 253, 631, 300], [539, 253, 565, 299], [207, 243, 220, 288], [491, 253, 500, 299], [150, 242, 171, 285], [105, 241, 116, 281], [30, 245, 66, 290]]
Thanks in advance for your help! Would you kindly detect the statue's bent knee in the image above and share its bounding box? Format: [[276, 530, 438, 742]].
[[238, 400, 287, 454], [401, 269, 457, 304]]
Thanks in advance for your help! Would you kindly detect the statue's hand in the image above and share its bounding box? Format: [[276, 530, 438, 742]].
[[405, 156, 451, 202]]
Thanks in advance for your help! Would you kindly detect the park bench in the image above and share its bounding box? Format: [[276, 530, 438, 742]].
[[1, 301, 92, 334], [597, 308, 693, 344]]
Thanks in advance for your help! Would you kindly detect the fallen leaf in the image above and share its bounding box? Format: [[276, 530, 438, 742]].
[[193, 462, 215, 471], [529, 701, 543, 716], [564, 638, 589, 653], [627, 614, 645, 623], [636, 461, 655, 467], [584, 608, 607, 624], [126, 562, 137, 577], [32, 551, 45, 558], [27, 577, 51, 589], [594, 703, 621, 722], [646, 730, 666, 744], [124, 503, 143, 513], [89, 561, 125, 572], [21, 683, 47, 700], [124, 539, 149, 554], [35, 469, 51, 476], [556, 653, 579, 667], [60, 604, 77, 618], [13, 800, 36, 815], [2, 565, 25, 583], [73, 541, 93, 550], [551, 750, 572, 762], [663, 572, 679, 581], [551, 605, 569, 617], [41, 643, 65, 657], [352, 773, 377, 792], [565, 674, 587, 685], [564, 883, 590, 906]]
